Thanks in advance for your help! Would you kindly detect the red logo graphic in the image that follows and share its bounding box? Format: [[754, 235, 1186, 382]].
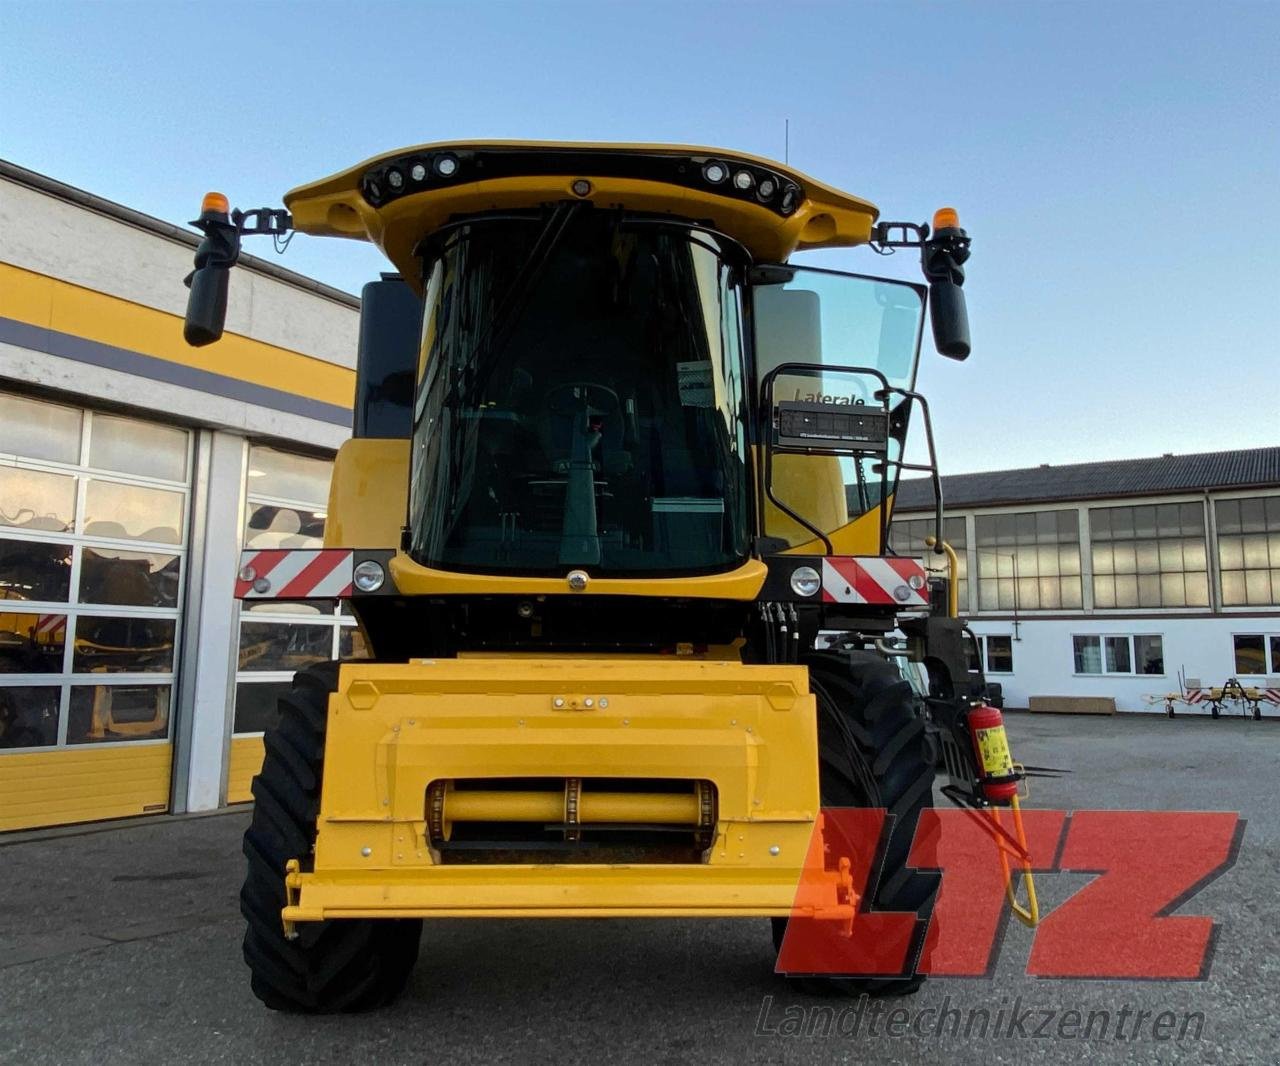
[[775, 808, 1242, 981]]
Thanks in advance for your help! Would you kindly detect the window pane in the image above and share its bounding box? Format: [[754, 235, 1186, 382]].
[[0, 685, 60, 747], [1267, 497, 1280, 531], [339, 626, 370, 660], [1137, 574, 1161, 607], [1180, 503, 1204, 536], [986, 635, 1013, 673], [1093, 574, 1115, 608], [1092, 544, 1114, 576], [0, 467, 76, 532], [1221, 571, 1246, 606], [1217, 535, 1243, 570], [1056, 510, 1079, 541], [1133, 506, 1157, 538], [1059, 544, 1081, 576], [1271, 636, 1280, 675], [238, 621, 333, 672], [1215, 500, 1240, 534], [978, 580, 998, 610], [1156, 504, 1181, 537], [1112, 542, 1137, 574], [1245, 569, 1272, 606], [1159, 572, 1185, 607], [1185, 572, 1209, 607], [247, 448, 333, 505], [1234, 635, 1266, 675], [1060, 577, 1083, 609], [1135, 635, 1164, 675], [89, 414, 188, 482], [1242, 535, 1269, 569], [73, 617, 176, 673], [975, 516, 996, 546], [1074, 635, 1101, 674], [1239, 499, 1266, 534], [243, 599, 334, 616], [84, 481, 184, 544], [1114, 574, 1139, 607], [1017, 576, 1039, 609], [233, 680, 292, 734], [244, 504, 326, 550], [1089, 508, 1111, 540], [1158, 540, 1183, 573], [1134, 540, 1159, 574], [67, 684, 170, 742], [0, 539, 72, 602], [1183, 538, 1207, 571], [0, 611, 66, 672], [1110, 508, 1134, 540], [79, 547, 180, 607], [1036, 544, 1060, 576], [995, 514, 1016, 546], [0, 393, 81, 464], [1105, 636, 1131, 673]]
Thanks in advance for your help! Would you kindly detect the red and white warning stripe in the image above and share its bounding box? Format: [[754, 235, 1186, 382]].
[[235, 549, 354, 599], [1263, 687, 1280, 706], [1185, 688, 1205, 704], [820, 557, 929, 606], [34, 613, 67, 638]]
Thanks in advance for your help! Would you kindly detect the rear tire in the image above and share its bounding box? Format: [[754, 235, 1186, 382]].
[[241, 662, 422, 1012], [772, 650, 938, 996]]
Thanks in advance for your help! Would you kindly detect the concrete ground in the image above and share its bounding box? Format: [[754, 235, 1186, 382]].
[[1, 712, 1277, 1066]]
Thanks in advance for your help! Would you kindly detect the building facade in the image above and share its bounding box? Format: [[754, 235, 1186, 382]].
[[0, 161, 359, 831], [891, 451, 1280, 712]]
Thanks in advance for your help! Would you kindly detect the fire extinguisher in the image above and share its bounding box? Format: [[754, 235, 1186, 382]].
[[966, 705, 1020, 803]]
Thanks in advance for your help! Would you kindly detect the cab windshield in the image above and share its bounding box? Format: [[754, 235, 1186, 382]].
[[409, 208, 751, 575]]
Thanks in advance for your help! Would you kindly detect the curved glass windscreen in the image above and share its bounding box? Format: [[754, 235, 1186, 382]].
[[409, 209, 751, 575]]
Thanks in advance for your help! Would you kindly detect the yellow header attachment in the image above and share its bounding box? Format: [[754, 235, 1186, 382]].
[[283, 140, 880, 283]]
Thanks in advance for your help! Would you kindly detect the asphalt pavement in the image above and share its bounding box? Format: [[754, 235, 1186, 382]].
[[1, 712, 1277, 1065]]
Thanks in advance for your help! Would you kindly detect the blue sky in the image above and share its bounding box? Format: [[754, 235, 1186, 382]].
[[2, 1, 1276, 473]]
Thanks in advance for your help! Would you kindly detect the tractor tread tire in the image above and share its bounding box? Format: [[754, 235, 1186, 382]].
[[773, 650, 938, 997], [240, 661, 421, 1013]]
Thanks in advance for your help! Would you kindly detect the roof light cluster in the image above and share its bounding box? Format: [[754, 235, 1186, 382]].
[[698, 158, 800, 215], [362, 152, 462, 206], [358, 147, 805, 218]]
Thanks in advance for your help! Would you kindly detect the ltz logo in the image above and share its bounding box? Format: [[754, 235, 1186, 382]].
[[776, 809, 1242, 979]]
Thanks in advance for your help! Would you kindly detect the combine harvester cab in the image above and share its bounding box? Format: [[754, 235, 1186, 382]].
[[183, 141, 1034, 1012]]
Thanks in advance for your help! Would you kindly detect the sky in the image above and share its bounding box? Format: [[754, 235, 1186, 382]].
[[2, 1, 1277, 474]]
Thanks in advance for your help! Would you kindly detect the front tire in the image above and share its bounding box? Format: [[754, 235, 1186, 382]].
[[772, 650, 938, 996], [240, 662, 422, 1012]]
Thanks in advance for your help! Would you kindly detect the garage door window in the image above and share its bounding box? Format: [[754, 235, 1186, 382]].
[[232, 447, 364, 736], [0, 391, 189, 750]]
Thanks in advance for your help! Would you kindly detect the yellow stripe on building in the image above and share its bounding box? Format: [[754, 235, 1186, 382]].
[[0, 262, 355, 410]]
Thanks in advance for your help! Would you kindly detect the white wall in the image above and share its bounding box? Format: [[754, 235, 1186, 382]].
[[968, 616, 1280, 713]]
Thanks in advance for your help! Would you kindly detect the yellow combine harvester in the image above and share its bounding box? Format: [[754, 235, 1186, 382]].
[[183, 141, 1018, 1012]]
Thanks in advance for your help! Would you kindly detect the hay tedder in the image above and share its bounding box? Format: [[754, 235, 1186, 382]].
[[183, 141, 1035, 1012]]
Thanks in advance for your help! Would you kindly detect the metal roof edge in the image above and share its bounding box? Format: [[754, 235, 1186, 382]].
[[0, 158, 361, 310]]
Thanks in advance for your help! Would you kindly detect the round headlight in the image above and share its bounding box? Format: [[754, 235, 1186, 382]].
[[237, 563, 256, 583], [386, 168, 404, 190], [757, 177, 777, 201], [571, 178, 592, 197], [702, 160, 728, 185], [780, 186, 798, 215], [790, 565, 821, 598], [353, 559, 385, 593], [434, 154, 459, 177], [410, 162, 428, 182], [732, 169, 754, 191]]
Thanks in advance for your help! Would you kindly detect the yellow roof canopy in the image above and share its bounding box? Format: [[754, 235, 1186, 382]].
[[284, 140, 880, 283]]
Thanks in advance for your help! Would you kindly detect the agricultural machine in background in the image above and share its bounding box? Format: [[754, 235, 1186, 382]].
[[183, 141, 1034, 1012]]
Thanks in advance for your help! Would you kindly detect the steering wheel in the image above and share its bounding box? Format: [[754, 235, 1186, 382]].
[[544, 382, 621, 415]]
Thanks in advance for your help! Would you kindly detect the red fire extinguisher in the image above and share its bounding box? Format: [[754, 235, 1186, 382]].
[[967, 705, 1020, 803]]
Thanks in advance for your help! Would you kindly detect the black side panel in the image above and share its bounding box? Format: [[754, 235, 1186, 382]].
[[355, 277, 420, 438]]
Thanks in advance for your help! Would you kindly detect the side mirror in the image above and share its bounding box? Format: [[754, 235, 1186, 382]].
[[183, 194, 240, 347], [923, 210, 971, 360]]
